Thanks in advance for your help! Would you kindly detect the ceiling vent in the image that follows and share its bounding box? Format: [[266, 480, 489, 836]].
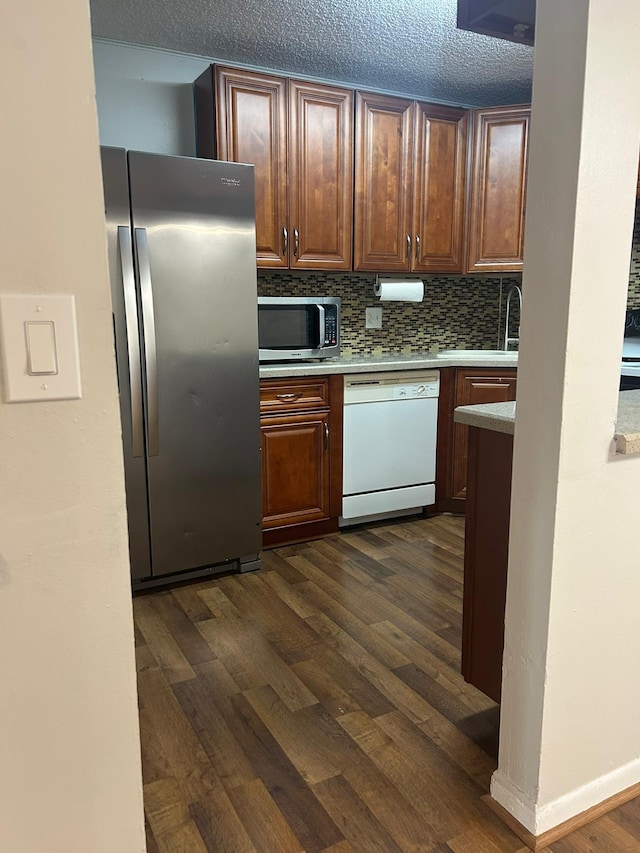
[[457, 0, 536, 46]]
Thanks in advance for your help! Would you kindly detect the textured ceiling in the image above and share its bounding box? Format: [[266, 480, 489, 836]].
[[89, 0, 534, 105]]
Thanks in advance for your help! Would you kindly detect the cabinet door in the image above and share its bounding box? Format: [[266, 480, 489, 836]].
[[215, 67, 288, 268], [467, 106, 530, 273], [413, 104, 468, 273], [288, 81, 353, 270], [261, 411, 331, 529], [452, 370, 517, 499], [354, 92, 414, 271]]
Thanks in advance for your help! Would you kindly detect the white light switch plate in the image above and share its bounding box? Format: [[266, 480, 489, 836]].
[[366, 306, 383, 329], [0, 294, 82, 402]]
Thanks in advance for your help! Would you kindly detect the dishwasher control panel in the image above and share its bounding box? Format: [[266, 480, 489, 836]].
[[344, 371, 439, 404]]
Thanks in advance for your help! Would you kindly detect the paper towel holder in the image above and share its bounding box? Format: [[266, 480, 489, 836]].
[[374, 276, 425, 303]]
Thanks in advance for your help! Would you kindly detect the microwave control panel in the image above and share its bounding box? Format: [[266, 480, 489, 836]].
[[324, 308, 338, 346]]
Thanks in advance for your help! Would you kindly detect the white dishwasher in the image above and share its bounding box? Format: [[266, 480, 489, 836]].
[[341, 370, 439, 526]]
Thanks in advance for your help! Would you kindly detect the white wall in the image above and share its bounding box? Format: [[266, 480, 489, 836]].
[[0, 5, 145, 853], [93, 40, 209, 155], [494, 0, 640, 836]]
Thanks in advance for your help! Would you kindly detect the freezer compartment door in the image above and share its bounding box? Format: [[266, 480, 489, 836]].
[[128, 151, 262, 578], [343, 397, 438, 495]]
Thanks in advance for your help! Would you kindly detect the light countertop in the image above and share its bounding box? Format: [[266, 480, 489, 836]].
[[454, 401, 516, 435], [259, 350, 519, 378], [453, 391, 640, 455]]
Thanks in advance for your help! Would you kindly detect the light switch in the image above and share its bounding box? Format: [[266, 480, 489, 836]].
[[26, 321, 58, 375], [0, 295, 82, 402]]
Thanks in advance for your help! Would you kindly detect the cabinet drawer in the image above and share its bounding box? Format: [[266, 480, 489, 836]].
[[260, 378, 330, 412]]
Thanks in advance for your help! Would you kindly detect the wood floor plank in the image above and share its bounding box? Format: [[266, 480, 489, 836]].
[[218, 691, 345, 853], [138, 702, 174, 785], [375, 711, 501, 834], [338, 708, 488, 840], [138, 667, 257, 851], [226, 777, 305, 853], [134, 594, 196, 684], [296, 579, 412, 669], [291, 656, 363, 718], [371, 619, 495, 715], [170, 582, 217, 623], [608, 796, 640, 841], [312, 774, 404, 853], [134, 513, 631, 853], [144, 778, 208, 853], [304, 641, 396, 718], [172, 675, 258, 791], [136, 641, 159, 673], [306, 611, 446, 725], [216, 571, 324, 665], [550, 813, 640, 852], [393, 663, 500, 759], [261, 568, 320, 619], [197, 587, 318, 712], [149, 591, 217, 667], [341, 748, 442, 851], [245, 683, 364, 786], [196, 615, 270, 693]]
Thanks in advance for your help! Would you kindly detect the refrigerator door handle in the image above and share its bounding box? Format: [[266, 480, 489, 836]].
[[134, 227, 159, 457], [118, 225, 144, 457]]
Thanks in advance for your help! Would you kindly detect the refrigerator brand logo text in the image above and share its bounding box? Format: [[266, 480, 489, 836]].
[[221, 177, 242, 187]]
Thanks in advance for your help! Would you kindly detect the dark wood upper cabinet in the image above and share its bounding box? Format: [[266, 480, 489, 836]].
[[354, 92, 414, 271], [413, 103, 469, 273], [467, 105, 530, 273], [196, 66, 353, 270], [288, 80, 353, 270], [354, 92, 468, 273], [214, 67, 288, 267]]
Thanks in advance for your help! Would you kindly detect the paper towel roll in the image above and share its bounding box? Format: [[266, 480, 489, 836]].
[[374, 277, 424, 302]]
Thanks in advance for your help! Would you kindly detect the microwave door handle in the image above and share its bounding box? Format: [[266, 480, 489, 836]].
[[317, 305, 326, 348]]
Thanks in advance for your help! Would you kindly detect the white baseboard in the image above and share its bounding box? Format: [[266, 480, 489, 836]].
[[492, 756, 640, 836]]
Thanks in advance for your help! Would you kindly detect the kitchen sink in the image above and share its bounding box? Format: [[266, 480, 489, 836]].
[[436, 349, 518, 358]]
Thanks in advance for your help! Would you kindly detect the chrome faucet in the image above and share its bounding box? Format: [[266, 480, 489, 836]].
[[504, 284, 522, 351]]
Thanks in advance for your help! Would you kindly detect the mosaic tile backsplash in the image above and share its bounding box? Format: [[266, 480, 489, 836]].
[[628, 208, 640, 308], [258, 211, 640, 358], [258, 272, 522, 356]]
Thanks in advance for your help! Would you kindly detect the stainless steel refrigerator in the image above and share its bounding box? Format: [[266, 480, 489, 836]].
[[101, 148, 262, 588]]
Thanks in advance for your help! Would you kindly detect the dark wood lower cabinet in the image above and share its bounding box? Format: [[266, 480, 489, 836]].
[[260, 375, 343, 548], [461, 425, 513, 703], [436, 367, 517, 512]]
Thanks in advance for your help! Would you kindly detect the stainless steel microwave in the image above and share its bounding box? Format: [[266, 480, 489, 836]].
[[257, 296, 340, 361]]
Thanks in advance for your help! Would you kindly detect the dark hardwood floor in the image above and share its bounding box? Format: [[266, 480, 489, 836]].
[[134, 515, 640, 852]]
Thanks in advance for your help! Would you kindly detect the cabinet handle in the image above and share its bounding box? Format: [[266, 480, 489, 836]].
[[324, 422, 330, 451], [406, 234, 411, 261], [415, 233, 421, 262], [275, 392, 303, 401], [282, 226, 288, 257], [293, 228, 299, 257]]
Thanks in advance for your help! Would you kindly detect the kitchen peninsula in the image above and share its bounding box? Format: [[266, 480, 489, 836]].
[[454, 390, 640, 703]]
